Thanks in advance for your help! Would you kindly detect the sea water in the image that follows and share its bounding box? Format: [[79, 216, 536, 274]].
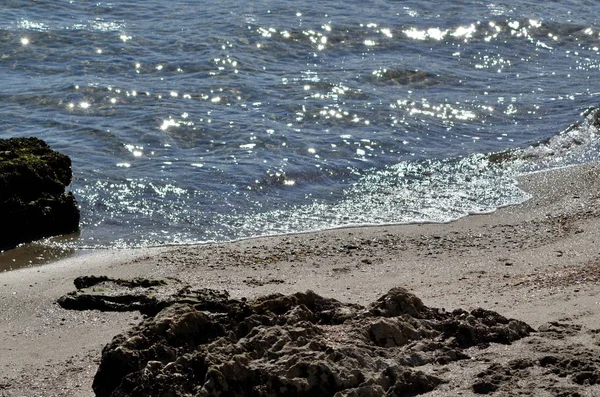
[[1, 0, 600, 249]]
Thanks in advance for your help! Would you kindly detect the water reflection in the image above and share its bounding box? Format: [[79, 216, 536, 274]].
[[2, 1, 600, 248], [0, 237, 77, 272]]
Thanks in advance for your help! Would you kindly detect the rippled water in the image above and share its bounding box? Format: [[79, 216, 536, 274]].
[[2, 1, 600, 248]]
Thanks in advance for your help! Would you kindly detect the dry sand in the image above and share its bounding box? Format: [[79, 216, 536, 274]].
[[1, 162, 600, 396]]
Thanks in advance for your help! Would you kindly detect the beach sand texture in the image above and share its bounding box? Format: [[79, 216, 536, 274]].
[[1, 162, 600, 396]]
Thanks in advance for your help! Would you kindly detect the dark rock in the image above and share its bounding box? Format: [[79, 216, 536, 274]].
[[538, 321, 582, 338], [0, 137, 79, 249], [473, 347, 600, 394], [539, 352, 600, 384], [57, 276, 234, 317], [472, 361, 524, 395], [368, 317, 424, 347], [73, 275, 168, 290], [58, 280, 534, 397], [442, 307, 534, 348], [370, 69, 441, 87], [592, 108, 600, 128], [368, 287, 428, 318], [334, 384, 387, 397]]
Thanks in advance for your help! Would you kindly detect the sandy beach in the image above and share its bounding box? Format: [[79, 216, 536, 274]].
[[1, 162, 600, 396]]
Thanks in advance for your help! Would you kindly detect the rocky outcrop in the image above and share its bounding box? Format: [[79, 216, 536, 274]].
[[0, 137, 79, 250], [58, 278, 534, 397]]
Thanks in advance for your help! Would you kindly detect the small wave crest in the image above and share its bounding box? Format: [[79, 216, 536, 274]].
[[489, 106, 600, 173], [210, 107, 600, 243], [212, 154, 530, 241]]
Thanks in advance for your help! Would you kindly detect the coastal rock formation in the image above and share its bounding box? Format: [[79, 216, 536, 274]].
[[0, 137, 79, 250], [471, 342, 600, 395], [59, 278, 534, 396]]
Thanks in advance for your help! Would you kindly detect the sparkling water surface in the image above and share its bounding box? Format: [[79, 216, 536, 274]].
[[2, 1, 600, 248]]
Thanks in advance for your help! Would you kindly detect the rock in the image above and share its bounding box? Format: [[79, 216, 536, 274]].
[[367, 287, 428, 318], [370, 69, 441, 87], [57, 276, 233, 316], [592, 108, 600, 128], [59, 280, 534, 397], [334, 384, 387, 397], [0, 137, 79, 249], [442, 307, 534, 348], [368, 317, 423, 347], [539, 352, 600, 385]]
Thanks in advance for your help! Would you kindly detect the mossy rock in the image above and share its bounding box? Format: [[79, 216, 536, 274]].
[[0, 137, 79, 250]]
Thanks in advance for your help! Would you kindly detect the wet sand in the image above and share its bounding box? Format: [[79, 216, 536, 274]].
[[1, 163, 600, 396]]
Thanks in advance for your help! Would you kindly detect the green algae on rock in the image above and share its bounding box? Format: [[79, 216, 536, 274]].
[[0, 137, 79, 250]]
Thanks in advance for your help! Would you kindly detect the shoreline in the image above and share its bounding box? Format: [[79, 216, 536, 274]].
[[1, 162, 600, 395]]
